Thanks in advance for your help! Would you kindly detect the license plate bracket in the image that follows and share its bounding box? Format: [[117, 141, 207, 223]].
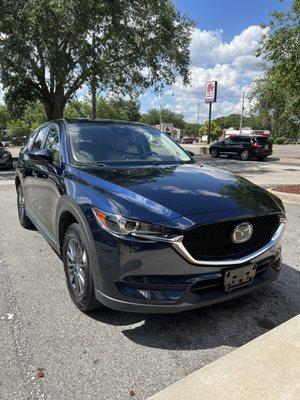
[[224, 264, 257, 292]]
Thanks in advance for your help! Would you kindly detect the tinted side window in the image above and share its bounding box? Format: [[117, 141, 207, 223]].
[[45, 125, 60, 164], [240, 137, 251, 143], [226, 137, 236, 143], [32, 126, 50, 150]]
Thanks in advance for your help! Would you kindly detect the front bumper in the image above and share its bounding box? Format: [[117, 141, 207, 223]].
[[92, 221, 284, 313], [0, 155, 12, 166]]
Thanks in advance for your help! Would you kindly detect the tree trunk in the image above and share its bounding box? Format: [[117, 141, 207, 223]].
[[44, 86, 66, 120]]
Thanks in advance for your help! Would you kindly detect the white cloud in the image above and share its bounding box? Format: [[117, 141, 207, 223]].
[[168, 25, 267, 122], [190, 25, 267, 66]]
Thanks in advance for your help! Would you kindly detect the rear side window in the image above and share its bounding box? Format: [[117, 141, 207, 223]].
[[236, 137, 251, 143], [32, 125, 50, 150], [45, 125, 61, 164], [255, 137, 268, 144]]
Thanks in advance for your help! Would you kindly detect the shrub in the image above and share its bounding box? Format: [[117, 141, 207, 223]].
[[201, 146, 208, 154], [274, 137, 285, 145]]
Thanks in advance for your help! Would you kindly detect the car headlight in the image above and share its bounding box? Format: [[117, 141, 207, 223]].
[[92, 208, 180, 240]]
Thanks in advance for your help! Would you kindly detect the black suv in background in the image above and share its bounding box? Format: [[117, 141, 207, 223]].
[[0, 141, 13, 168], [209, 136, 273, 161]]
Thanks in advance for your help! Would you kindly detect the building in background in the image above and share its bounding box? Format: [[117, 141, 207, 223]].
[[154, 123, 181, 141]]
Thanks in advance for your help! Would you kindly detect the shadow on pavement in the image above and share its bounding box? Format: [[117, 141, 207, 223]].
[[89, 264, 299, 351]]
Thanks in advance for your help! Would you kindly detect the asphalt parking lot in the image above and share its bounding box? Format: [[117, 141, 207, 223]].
[[0, 158, 300, 400]]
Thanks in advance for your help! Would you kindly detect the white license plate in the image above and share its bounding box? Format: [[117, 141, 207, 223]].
[[224, 264, 257, 292]]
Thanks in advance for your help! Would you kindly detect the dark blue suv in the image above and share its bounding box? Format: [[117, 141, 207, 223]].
[[15, 119, 285, 313]]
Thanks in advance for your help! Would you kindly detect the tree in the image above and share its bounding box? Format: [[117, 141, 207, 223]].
[[213, 114, 241, 130], [22, 101, 47, 130], [64, 97, 140, 121], [199, 121, 222, 141], [7, 120, 31, 140], [0, 105, 8, 130], [182, 122, 201, 137], [140, 108, 185, 128], [213, 113, 264, 130], [0, 0, 193, 120], [251, 0, 300, 138], [5, 101, 47, 140]]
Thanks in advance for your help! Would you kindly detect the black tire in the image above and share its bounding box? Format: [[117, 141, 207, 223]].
[[17, 185, 34, 229], [62, 223, 102, 312], [258, 156, 266, 161], [240, 150, 250, 161], [210, 149, 219, 158]]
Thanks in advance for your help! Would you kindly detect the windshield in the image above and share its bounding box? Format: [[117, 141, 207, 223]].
[[67, 122, 192, 165]]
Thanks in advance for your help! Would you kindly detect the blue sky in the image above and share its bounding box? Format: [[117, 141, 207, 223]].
[[174, 0, 293, 41], [140, 0, 293, 122]]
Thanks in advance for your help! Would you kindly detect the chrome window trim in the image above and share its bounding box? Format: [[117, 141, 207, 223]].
[[171, 222, 285, 266]]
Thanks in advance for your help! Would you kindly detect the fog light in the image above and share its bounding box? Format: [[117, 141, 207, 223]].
[[117, 283, 184, 301]]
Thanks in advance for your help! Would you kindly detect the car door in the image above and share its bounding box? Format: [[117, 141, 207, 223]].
[[32, 123, 63, 236], [220, 137, 236, 154], [228, 137, 244, 154], [22, 126, 49, 214]]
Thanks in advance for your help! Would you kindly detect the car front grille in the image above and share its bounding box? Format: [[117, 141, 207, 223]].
[[182, 214, 280, 261]]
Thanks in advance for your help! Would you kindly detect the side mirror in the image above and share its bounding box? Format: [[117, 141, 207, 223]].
[[28, 148, 53, 163], [186, 150, 195, 157]]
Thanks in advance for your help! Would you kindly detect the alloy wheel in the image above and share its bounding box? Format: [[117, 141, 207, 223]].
[[17, 186, 25, 220], [241, 150, 249, 161], [211, 149, 218, 158], [66, 238, 87, 297]]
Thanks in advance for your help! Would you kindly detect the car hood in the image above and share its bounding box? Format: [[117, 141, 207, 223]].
[[78, 164, 283, 225]]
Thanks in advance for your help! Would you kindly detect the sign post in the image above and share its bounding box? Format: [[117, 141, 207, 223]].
[[205, 81, 217, 144]]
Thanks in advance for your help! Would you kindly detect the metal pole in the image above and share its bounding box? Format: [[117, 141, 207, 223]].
[[239, 90, 245, 134], [159, 104, 162, 131], [91, 32, 96, 119], [207, 102, 212, 144], [197, 102, 200, 125]]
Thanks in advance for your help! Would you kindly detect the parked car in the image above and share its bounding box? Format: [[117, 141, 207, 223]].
[[209, 135, 273, 161], [0, 141, 13, 169], [15, 120, 285, 313]]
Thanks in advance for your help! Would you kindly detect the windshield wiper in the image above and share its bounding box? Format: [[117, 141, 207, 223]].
[[150, 161, 160, 165], [77, 162, 107, 167]]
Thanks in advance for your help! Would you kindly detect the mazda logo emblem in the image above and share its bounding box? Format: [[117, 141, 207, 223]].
[[231, 222, 253, 243]]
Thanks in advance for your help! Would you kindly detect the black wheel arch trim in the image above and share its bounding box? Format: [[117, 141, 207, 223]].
[[55, 196, 103, 291]]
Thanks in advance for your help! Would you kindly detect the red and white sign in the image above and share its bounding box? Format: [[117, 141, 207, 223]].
[[205, 81, 217, 103]]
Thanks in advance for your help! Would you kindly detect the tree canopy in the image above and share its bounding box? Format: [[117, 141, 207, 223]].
[[64, 97, 140, 121], [199, 121, 222, 141], [213, 113, 264, 130], [0, 0, 193, 120], [251, 0, 300, 138], [140, 108, 185, 128]]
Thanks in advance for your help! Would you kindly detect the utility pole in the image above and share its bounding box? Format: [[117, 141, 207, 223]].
[[91, 32, 97, 119], [197, 102, 200, 125], [159, 104, 163, 131], [239, 90, 245, 134]]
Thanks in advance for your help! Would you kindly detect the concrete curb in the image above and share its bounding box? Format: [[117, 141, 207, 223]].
[[268, 188, 300, 204], [147, 315, 300, 400]]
